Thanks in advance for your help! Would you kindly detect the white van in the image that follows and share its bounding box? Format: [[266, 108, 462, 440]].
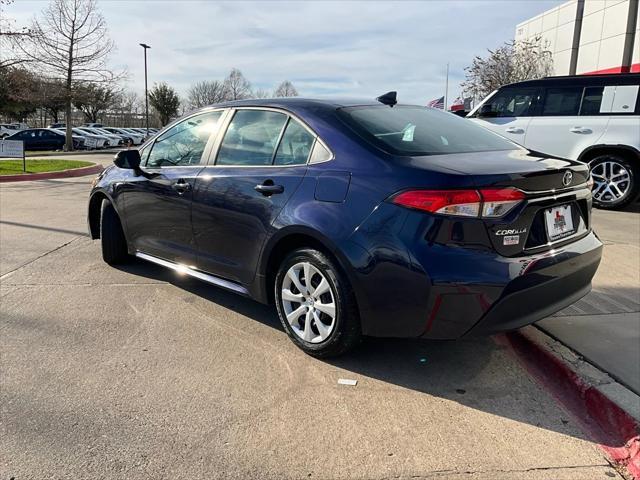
[[468, 73, 640, 210]]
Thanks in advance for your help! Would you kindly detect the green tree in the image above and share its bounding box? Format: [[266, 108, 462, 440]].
[[74, 83, 117, 122], [0, 67, 38, 120], [148, 82, 180, 126], [39, 80, 67, 123]]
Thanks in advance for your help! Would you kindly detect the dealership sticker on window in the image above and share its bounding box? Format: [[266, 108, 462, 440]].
[[503, 235, 520, 246]]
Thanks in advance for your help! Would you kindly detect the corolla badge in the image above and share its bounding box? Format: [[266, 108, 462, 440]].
[[495, 228, 527, 235], [562, 171, 573, 187]]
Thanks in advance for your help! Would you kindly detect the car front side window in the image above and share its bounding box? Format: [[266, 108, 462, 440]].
[[146, 110, 223, 168], [482, 88, 537, 117]]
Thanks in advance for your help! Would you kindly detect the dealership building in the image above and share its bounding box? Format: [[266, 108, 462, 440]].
[[515, 0, 639, 75]]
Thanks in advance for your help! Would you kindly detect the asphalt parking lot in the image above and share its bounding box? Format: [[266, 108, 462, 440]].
[[0, 160, 635, 479]]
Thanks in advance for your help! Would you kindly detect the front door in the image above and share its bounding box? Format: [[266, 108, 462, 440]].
[[122, 110, 225, 265], [470, 87, 540, 147], [192, 109, 314, 285]]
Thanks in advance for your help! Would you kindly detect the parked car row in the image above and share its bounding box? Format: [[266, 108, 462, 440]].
[[4, 125, 159, 151], [0, 123, 29, 138], [3, 128, 84, 150]]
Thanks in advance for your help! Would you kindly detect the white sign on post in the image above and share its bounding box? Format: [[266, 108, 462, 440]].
[[83, 137, 99, 149], [0, 139, 25, 158]]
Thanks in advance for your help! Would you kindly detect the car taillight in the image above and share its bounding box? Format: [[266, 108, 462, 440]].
[[391, 188, 525, 218], [480, 188, 526, 217]]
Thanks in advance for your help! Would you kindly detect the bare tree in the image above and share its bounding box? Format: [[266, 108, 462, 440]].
[[223, 68, 252, 101], [149, 82, 180, 126], [187, 80, 227, 109], [0, 0, 31, 70], [273, 80, 298, 98], [74, 82, 118, 122], [108, 90, 144, 127], [14, 0, 119, 149], [462, 36, 553, 103], [252, 88, 271, 99]]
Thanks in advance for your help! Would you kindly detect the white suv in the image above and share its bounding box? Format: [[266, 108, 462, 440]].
[[468, 73, 640, 210]]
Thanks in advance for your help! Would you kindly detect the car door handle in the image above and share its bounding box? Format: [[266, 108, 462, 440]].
[[254, 183, 284, 196], [570, 127, 592, 134], [171, 180, 192, 194], [505, 127, 525, 134]]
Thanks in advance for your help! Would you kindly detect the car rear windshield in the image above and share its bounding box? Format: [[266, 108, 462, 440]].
[[338, 105, 516, 156]]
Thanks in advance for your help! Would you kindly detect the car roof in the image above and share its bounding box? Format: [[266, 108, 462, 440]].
[[206, 97, 419, 111], [500, 72, 640, 89]]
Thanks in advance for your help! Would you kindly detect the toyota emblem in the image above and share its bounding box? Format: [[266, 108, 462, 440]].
[[562, 171, 573, 187]]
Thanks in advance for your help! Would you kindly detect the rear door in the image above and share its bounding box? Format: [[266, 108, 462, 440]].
[[192, 108, 314, 285], [121, 110, 225, 265], [469, 87, 539, 145], [525, 86, 610, 160]]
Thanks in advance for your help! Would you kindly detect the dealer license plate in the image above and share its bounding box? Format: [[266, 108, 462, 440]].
[[544, 204, 575, 241]]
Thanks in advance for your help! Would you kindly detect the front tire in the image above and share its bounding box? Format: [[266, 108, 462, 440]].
[[274, 248, 361, 357], [590, 153, 638, 210], [100, 199, 129, 265]]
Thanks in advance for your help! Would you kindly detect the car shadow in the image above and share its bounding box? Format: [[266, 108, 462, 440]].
[[114, 258, 608, 446]]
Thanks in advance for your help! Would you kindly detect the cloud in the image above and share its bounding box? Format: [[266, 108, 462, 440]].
[[8, 0, 563, 104]]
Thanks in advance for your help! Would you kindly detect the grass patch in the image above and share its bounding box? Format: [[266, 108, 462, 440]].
[[0, 159, 93, 175]]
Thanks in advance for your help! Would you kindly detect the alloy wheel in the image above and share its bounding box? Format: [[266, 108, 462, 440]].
[[591, 159, 631, 204], [281, 261, 336, 343]]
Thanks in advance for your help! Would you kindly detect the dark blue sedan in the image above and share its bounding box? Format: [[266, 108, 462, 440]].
[[88, 96, 602, 357]]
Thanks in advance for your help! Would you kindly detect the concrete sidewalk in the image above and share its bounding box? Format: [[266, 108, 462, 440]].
[[537, 206, 640, 396]]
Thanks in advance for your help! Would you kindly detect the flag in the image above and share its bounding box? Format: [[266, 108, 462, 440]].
[[426, 96, 444, 109]]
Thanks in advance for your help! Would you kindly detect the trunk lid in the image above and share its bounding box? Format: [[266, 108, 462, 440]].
[[401, 148, 593, 256], [411, 148, 590, 191]]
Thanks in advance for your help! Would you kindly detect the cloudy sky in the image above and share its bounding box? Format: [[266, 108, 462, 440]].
[[8, 0, 563, 105]]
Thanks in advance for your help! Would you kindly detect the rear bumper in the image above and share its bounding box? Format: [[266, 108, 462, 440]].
[[462, 233, 601, 337], [343, 202, 603, 339], [419, 230, 603, 339]]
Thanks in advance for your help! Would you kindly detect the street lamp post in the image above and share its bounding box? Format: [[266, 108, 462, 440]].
[[139, 43, 151, 136]]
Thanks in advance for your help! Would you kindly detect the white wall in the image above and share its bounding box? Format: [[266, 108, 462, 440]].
[[515, 0, 637, 75], [515, 0, 580, 75]]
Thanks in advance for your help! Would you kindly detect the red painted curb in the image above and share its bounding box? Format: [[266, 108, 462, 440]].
[[0, 163, 103, 182], [500, 330, 640, 478]]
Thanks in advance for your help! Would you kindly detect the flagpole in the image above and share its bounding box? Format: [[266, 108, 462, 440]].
[[445, 63, 449, 112]]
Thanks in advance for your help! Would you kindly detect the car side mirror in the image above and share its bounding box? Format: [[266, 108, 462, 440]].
[[114, 149, 141, 170], [478, 104, 497, 118]]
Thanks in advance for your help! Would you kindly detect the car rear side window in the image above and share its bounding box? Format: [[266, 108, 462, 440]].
[[146, 110, 223, 168], [338, 105, 516, 156], [542, 87, 583, 116], [273, 119, 315, 166], [217, 110, 287, 166]]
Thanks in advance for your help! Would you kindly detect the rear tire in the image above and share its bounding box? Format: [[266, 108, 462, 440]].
[[274, 248, 361, 358], [100, 199, 129, 265], [589, 153, 638, 210]]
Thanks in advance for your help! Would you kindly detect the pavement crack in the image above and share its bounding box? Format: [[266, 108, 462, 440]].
[[0, 236, 84, 281], [377, 463, 616, 479]]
